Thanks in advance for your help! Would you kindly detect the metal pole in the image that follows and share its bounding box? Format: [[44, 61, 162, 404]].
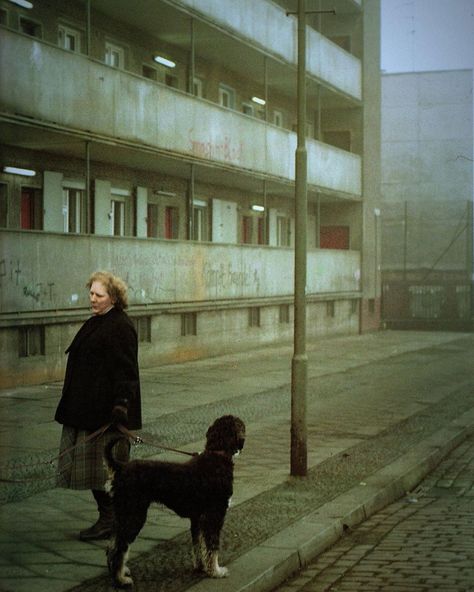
[[291, 0, 308, 477]]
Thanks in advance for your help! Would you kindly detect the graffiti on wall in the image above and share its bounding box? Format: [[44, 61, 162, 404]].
[[203, 262, 260, 292], [0, 258, 57, 307], [188, 128, 244, 164]]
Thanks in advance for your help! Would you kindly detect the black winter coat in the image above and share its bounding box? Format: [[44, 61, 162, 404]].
[[55, 308, 142, 431]]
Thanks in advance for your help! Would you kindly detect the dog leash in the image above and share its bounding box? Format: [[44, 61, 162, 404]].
[[0, 423, 197, 484], [0, 423, 113, 483], [116, 424, 199, 457]]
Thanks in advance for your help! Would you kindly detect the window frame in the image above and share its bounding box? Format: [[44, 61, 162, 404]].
[[105, 41, 125, 69], [218, 84, 236, 110], [58, 23, 82, 53]]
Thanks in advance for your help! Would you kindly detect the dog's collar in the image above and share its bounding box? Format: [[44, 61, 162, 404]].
[[207, 449, 235, 459]]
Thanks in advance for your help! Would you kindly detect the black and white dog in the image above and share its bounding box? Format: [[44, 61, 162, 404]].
[[104, 415, 246, 588]]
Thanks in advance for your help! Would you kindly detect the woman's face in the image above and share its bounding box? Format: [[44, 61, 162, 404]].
[[89, 280, 114, 315]]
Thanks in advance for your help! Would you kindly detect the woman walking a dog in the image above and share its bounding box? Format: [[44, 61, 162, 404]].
[[55, 271, 142, 541]]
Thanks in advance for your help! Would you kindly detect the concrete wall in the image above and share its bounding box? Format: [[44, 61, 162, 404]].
[[382, 70, 473, 204], [0, 231, 361, 387], [0, 231, 361, 314]]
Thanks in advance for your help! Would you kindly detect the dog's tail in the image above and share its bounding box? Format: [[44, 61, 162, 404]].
[[104, 437, 128, 474]]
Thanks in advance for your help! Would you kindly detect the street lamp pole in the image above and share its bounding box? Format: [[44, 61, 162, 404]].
[[291, 0, 308, 477]]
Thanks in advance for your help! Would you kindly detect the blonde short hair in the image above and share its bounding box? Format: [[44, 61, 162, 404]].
[[86, 271, 129, 310]]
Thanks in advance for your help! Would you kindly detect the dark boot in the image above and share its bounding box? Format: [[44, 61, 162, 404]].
[[79, 489, 114, 541]]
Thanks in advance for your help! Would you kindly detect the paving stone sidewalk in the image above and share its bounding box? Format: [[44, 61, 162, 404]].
[[1, 331, 473, 592]]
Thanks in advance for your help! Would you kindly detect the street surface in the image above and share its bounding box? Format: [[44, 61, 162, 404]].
[[273, 433, 474, 592], [1, 331, 473, 592]]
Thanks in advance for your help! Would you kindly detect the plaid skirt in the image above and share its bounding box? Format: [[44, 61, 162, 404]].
[[57, 425, 130, 491]]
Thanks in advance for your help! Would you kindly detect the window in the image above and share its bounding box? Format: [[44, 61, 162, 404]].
[[165, 74, 179, 89], [64, 187, 86, 233], [21, 187, 42, 230], [58, 24, 81, 52], [323, 130, 352, 152], [19, 326, 45, 357], [165, 206, 179, 239], [248, 307, 261, 328], [132, 317, 151, 343], [111, 200, 125, 236], [242, 216, 253, 244], [181, 312, 197, 336], [273, 110, 284, 127], [147, 203, 159, 238], [0, 183, 7, 227], [279, 304, 290, 324], [20, 17, 42, 38], [326, 301, 335, 318], [218, 84, 235, 109], [242, 103, 254, 117], [0, 8, 8, 26], [277, 216, 291, 247], [193, 202, 208, 241], [257, 217, 266, 245], [105, 42, 124, 69], [142, 65, 157, 81], [330, 35, 351, 52]]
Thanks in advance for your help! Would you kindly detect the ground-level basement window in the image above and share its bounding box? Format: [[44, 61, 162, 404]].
[[248, 307, 261, 328], [132, 316, 151, 343], [326, 301, 335, 318], [181, 312, 197, 336], [19, 326, 45, 357], [279, 304, 290, 324]]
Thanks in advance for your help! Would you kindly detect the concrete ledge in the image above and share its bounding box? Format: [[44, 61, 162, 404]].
[[184, 412, 474, 592]]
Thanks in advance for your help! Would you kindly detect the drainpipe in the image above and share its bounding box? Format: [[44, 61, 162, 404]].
[[85, 140, 91, 232], [188, 18, 195, 95], [86, 0, 91, 57], [187, 164, 195, 240]]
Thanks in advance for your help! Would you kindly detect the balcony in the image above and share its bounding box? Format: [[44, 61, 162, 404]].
[[0, 230, 361, 315], [0, 30, 361, 198], [172, 0, 362, 100]]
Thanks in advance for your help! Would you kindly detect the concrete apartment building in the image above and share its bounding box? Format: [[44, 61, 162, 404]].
[[381, 69, 474, 330], [0, 0, 381, 387]]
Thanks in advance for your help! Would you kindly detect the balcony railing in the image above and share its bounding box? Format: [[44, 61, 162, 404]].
[[1, 30, 362, 197], [178, 0, 362, 100], [0, 230, 361, 315]]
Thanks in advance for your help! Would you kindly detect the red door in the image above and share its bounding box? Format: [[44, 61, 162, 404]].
[[320, 225, 350, 249], [21, 189, 34, 229]]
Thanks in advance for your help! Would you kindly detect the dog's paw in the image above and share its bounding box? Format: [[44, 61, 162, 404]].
[[114, 569, 133, 588], [114, 575, 133, 589], [210, 566, 229, 578]]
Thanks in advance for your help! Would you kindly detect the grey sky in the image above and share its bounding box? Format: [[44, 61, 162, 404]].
[[381, 0, 474, 73]]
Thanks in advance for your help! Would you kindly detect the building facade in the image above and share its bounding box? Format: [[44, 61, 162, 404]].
[[381, 69, 474, 330], [0, 0, 381, 387]]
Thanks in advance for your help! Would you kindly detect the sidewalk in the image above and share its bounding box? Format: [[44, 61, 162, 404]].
[[1, 330, 473, 592]]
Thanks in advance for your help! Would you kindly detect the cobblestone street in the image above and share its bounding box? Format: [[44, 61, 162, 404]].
[[274, 433, 474, 592]]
